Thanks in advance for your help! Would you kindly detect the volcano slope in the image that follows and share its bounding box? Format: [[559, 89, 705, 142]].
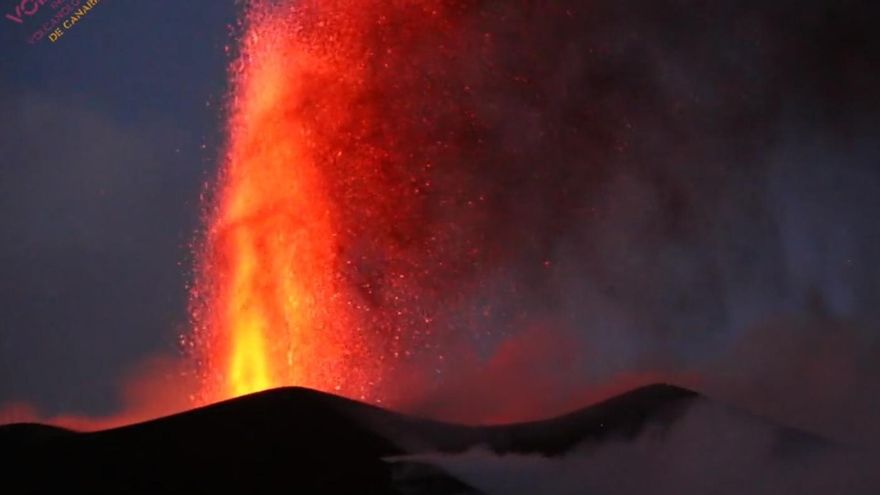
[[0, 384, 834, 494]]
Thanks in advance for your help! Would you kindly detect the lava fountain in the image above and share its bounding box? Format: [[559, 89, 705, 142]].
[[191, 0, 501, 406], [191, 2, 377, 403]]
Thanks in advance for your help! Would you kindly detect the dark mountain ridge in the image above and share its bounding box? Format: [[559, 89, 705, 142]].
[[0, 384, 827, 494]]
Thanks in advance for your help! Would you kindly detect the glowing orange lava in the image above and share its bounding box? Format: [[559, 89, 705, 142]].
[[191, 0, 472, 405], [192, 3, 375, 402]]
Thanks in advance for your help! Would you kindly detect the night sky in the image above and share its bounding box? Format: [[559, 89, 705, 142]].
[[0, 0, 879, 457], [0, 2, 238, 415]]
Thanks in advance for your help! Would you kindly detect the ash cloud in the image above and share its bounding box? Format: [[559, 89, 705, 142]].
[[360, 0, 880, 450]]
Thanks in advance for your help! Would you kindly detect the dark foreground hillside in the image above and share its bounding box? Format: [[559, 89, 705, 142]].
[[1, 383, 834, 494]]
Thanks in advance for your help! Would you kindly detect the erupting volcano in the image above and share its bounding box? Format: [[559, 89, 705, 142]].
[[4, 0, 879, 493]]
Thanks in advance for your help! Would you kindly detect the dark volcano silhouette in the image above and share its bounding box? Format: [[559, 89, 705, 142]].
[[0, 384, 828, 494]]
